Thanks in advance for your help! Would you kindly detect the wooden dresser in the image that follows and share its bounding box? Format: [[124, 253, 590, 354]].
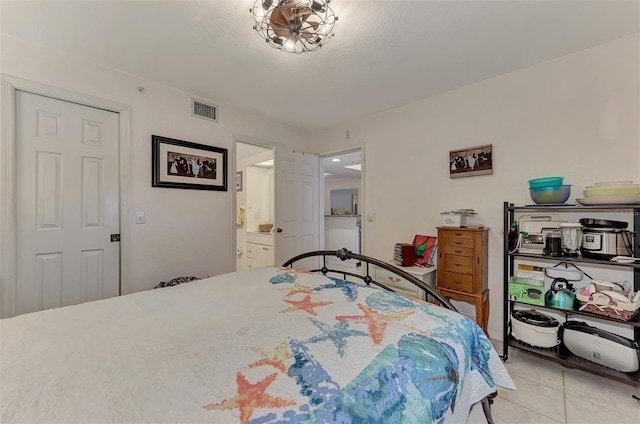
[[436, 226, 490, 335]]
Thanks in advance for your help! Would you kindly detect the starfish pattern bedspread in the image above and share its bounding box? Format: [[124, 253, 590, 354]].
[[1, 266, 514, 423]]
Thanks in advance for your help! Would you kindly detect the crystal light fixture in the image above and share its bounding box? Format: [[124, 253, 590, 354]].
[[250, 0, 338, 54]]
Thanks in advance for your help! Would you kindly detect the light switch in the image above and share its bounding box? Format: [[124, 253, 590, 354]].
[[136, 211, 145, 224]]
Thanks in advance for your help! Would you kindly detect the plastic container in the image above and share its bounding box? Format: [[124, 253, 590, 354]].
[[441, 212, 465, 227], [583, 186, 640, 198], [594, 181, 635, 187], [529, 185, 571, 204], [528, 177, 564, 188]]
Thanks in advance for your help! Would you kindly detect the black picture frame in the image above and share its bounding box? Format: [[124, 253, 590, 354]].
[[152, 135, 228, 191], [449, 144, 493, 179]]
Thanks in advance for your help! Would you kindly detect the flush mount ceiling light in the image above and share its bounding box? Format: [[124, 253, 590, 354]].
[[250, 0, 338, 54]]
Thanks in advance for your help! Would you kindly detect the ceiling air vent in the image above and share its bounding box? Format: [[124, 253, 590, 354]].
[[191, 99, 218, 123]]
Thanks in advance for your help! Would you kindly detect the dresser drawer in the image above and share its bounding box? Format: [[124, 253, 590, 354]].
[[443, 245, 474, 257], [442, 237, 474, 249], [442, 229, 474, 240], [443, 255, 473, 274], [440, 271, 474, 293]]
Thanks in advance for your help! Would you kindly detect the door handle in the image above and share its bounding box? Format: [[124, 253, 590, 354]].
[[276, 228, 283, 233]]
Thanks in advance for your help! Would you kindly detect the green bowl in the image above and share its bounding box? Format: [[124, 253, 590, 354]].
[[528, 177, 564, 188]]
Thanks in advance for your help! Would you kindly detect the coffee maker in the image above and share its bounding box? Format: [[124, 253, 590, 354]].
[[544, 230, 562, 257], [518, 215, 565, 255]]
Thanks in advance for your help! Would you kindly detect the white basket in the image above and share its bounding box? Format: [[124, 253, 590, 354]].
[[441, 213, 466, 227]]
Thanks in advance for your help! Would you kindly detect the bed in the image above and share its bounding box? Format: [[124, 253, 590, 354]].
[[1, 249, 514, 423]]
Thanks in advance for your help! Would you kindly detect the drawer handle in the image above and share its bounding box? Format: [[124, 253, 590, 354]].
[[388, 276, 400, 283], [455, 233, 463, 236], [453, 280, 463, 284], [454, 263, 463, 267], [454, 241, 462, 245], [454, 249, 463, 253]]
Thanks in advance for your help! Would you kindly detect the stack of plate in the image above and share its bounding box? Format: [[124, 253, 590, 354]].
[[576, 181, 640, 205]]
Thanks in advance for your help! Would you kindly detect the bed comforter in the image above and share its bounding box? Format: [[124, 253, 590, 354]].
[[1, 266, 514, 423]]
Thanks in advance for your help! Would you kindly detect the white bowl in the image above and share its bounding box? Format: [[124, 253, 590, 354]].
[[583, 186, 640, 198], [594, 181, 636, 187]]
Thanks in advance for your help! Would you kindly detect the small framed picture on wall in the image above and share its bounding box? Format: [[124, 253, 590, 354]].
[[236, 171, 243, 192], [449, 144, 493, 178]]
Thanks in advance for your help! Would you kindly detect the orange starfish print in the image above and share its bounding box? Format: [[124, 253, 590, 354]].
[[276, 267, 313, 276], [336, 304, 414, 344], [281, 282, 314, 298], [248, 341, 293, 373], [203, 372, 296, 423], [280, 295, 333, 316]]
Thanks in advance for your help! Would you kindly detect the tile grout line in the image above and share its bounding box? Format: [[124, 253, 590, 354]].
[[563, 368, 640, 422], [562, 368, 568, 424], [495, 396, 565, 424]]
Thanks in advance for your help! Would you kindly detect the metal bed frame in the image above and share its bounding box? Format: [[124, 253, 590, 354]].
[[283, 248, 457, 311], [283, 248, 497, 424]]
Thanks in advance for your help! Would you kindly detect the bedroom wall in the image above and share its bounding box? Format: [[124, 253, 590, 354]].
[[1, 35, 309, 295], [308, 34, 640, 339]]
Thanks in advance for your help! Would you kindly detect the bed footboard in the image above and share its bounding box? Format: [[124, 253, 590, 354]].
[[283, 248, 458, 312]]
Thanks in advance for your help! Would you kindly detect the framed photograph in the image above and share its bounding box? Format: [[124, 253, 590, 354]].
[[152, 135, 227, 191], [449, 144, 493, 178], [236, 171, 243, 192]]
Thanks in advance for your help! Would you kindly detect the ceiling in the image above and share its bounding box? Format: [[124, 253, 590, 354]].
[[2, 1, 638, 133], [323, 150, 361, 178], [237, 141, 360, 177]]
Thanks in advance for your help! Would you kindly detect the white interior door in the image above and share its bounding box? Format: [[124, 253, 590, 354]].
[[274, 148, 319, 268], [16, 91, 120, 315]]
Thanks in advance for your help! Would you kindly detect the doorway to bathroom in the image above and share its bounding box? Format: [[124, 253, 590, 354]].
[[236, 142, 275, 271]]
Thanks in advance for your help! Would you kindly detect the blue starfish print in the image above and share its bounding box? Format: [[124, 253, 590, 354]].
[[312, 277, 362, 301], [303, 317, 368, 356]]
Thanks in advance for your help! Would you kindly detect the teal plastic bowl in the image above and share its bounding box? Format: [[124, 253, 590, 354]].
[[529, 185, 571, 204], [528, 177, 564, 188]]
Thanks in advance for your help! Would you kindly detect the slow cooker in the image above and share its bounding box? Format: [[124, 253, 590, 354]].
[[512, 309, 560, 348], [579, 218, 633, 260]]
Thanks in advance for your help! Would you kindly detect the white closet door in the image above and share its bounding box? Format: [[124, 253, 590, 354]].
[[16, 91, 120, 315]]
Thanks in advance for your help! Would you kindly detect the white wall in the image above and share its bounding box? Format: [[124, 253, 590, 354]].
[[308, 34, 640, 339], [1, 35, 309, 295], [246, 166, 273, 232]]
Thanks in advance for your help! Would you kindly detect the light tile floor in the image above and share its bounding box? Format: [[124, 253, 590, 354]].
[[490, 341, 640, 424]]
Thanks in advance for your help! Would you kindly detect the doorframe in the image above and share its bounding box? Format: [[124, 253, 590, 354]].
[[1, 75, 132, 319], [318, 144, 366, 256]]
